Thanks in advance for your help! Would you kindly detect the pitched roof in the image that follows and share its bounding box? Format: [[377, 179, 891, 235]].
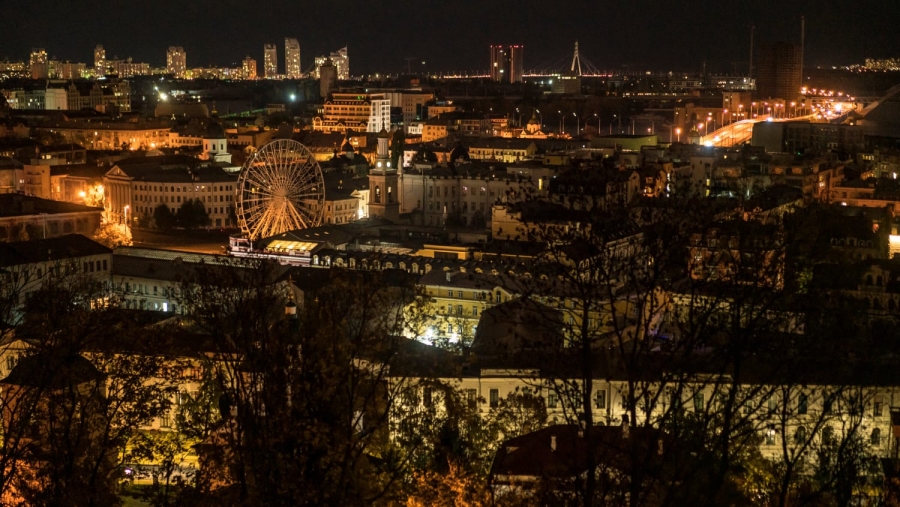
[[472, 297, 565, 356], [0, 234, 110, 268], [0, 194, 102, 218], [1, 352, 103, 388], [490, 424, 666, 482]]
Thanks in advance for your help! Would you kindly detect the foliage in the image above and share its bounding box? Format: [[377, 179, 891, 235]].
[[176, 261, 432, 505], [175, 200, 210, 230], [405, 463, 491, 507], [0, 265, 182, 506], [153, 204, 177, 230], [91, 222, 133, 249]]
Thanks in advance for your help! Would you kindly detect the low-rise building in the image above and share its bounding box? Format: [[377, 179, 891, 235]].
[[0, 194, 102, 241], [103, 155, 238, 228]]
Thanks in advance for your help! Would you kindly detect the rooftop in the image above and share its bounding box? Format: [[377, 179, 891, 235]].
[[0, 194, 103, 218]]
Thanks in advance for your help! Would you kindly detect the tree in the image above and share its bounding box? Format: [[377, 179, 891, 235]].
[[154, 204, 177, 230], [90, 222, 132, 249], [494, 183, 875, 506], [176, 201, 196, 229], [0, 263, 182, 506], [191, 200, 210, 229], [175, 261, 434, 505]]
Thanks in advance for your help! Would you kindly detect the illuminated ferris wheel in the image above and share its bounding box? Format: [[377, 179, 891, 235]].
[[235, 139, 325, 240]]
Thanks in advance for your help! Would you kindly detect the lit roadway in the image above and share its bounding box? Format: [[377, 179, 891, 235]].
[[699, 115, 820, 147]]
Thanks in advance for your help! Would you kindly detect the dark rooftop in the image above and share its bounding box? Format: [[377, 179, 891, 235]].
[[0, 194, 103, 218], [0, 234, 111, 268]]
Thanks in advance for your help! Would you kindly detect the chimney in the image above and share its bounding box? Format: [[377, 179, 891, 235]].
[[550, 435, 557, 452]]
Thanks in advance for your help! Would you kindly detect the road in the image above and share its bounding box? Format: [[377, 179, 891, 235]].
[[700, 115, 821, 147], [130, 228, 233, 255]]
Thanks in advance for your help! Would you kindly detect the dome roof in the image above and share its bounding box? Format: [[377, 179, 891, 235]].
[[205, 119, 225, 139]]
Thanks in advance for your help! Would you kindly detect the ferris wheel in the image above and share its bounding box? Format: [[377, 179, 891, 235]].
[[236, 139, 325, 240]]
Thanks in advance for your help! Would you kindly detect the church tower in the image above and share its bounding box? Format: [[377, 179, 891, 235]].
[[367, 128, 399, 221]]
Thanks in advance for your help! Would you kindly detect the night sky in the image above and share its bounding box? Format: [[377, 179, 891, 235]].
[[3, 0, 899, 75]]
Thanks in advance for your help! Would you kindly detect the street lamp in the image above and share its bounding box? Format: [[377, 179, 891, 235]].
[[675, 127, 682, 143], [124, 205, 130, 226], [573, 112, 579, 136]]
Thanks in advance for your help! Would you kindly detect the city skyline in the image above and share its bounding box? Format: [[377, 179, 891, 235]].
[[2, 0, 900, 75]]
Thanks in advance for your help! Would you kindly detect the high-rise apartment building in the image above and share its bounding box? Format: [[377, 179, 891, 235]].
[[263, 44, 278, 78], [755, 42, 802, 101], [490, 45, 524, 83], [314, 47, 349, 80], [166, 46, 186, 78], [243, 56, 257, 79], [94, 45, 106, 76], [30, 48, 48, 79], [285, 38, 301, 79], [29, 48, 47, 66]]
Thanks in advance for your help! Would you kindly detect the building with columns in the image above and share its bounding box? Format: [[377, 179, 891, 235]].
[[103, 155, 238, 228]]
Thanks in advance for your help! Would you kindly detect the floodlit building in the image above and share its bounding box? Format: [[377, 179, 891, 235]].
[[29, 48, 48, 79], [242, 56, 257, 79], [314, 47, 349, 80], [103, 155, 238, 228], [285, 38, 301, 79], [0, 194, 103, 242], [94, 45, 106, 76], [263, 44, 277, 78], [312, 92, 391, 133], [367, 129, 399, 221], [166, 46, 186, 78]]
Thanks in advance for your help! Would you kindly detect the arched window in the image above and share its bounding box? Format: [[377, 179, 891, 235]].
[[349, 258, 356, 269], [399, 262, 406, 271], [312, 255, 319, 266], [374, 186, 381, 204], [872, 428, 882, 446], [411, 263, 419, 274], [794, 425, 807, 444], [822, 426, 834, 445]]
